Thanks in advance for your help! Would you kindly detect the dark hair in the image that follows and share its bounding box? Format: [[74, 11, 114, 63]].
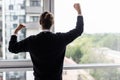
[[39, 11, 54, 29]]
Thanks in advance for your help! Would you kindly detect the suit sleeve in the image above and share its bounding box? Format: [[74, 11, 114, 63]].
[[61, 16, 84, 44], [8, 35, 31, 53]]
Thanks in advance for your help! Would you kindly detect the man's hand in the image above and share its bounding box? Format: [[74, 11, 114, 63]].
[[14, 24, 25, 35], [74, 3, 81, 14]]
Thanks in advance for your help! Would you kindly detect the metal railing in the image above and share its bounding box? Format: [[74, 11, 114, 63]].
[[0, 60, 120, 72]]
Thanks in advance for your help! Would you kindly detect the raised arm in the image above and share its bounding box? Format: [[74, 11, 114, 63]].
[[60, 3, 84, 44], [8, 24, 30, 53]]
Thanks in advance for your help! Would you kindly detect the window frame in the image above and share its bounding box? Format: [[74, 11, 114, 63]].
[[1, 0, 120, 72]]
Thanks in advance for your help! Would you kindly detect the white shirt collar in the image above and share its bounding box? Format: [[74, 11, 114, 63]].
[[41, 29, 51, 32]]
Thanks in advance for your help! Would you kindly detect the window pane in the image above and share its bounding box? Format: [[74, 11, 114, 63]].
[[19, 15, 25, 23], [1, 68, 120, 80], [30, 0, 41, 7], [13, 15, 18, 21], [0, 71, 30, 80], [5, 0, 26, 60], [13, 24, 17, 28], [30, 16, 39, 22], [0, 6, 2, 11], [3, 0, 43, 60], [6, 72, 26, 80], [55, 0, 120, 64], [64, 68, 120, 80], [9, 5, 13, 10]]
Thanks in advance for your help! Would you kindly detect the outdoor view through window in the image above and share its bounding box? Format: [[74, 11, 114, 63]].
[[0, 0, 120, 80], [55, 0, 120, 64]]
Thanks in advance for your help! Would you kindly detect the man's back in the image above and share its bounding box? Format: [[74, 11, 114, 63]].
[[9, 15, 83, 80], [28, 32, 67, 80]]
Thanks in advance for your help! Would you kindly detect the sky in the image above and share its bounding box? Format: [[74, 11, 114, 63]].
[[55, 0, 120, 33]]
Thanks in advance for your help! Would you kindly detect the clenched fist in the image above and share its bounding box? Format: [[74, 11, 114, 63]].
[[14, 24, 25, 34], [74, 3, 82, 14]]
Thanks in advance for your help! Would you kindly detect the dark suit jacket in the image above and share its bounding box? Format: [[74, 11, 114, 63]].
[[8, 16, 84, 80]]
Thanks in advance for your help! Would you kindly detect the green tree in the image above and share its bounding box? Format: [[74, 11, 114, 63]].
[[66, 34, 94, 63]]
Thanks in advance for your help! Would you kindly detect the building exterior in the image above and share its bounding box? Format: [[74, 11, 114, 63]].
[[0, 0, 2, 59], [4, 0, 26, 59], [25, 0, 43, 59], [3, 0, 53, 59], [25, 0, 43, 38], [2, 0, 43, 80], [25, 0, 43, 23], [3, 0, 26, 80]]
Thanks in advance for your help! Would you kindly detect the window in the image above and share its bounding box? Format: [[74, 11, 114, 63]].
[[20, 5, 25, 9], [13, 24, 17, 28], [0, 6, 2, 11], [6, 72, 26, 80], [9, 5, 13, 10], [19, 15, 25, 23], [1, 0, 120, 80], [30, 16, 39, 22], [30, 0, 40, 6], [3, 0, 43, 60], [13, 15, 18, 20]]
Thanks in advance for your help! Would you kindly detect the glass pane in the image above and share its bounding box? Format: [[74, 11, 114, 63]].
[[63, 68, 120, 80], [2, 0, 43, 60], [55, 0, 120, 64], [1, 68, 120, 80], [0, 71, 32, 80], [6, 72, 26, 80]]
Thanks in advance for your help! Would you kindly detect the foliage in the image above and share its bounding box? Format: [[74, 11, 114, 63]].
[[66, 34, 94, 63], [90, 68, 120, 80], [65, 33, 120, 80], [66, 33, 120, 63]]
